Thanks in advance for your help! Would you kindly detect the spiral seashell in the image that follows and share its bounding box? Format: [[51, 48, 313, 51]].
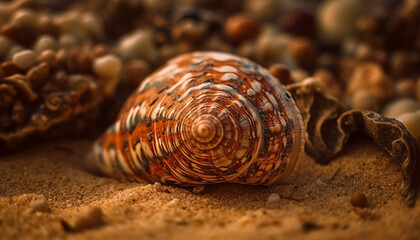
[[91, 52, 305, 185]]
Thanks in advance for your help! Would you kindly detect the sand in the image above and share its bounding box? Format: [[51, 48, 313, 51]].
[[1, 137, 419, 240]]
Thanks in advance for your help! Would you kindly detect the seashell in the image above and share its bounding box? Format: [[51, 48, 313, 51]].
[[91, 52, 420, 207], [91, 51, 305, 185]]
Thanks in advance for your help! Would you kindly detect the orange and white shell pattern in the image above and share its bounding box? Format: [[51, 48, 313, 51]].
[[91, 52, 305, 185]]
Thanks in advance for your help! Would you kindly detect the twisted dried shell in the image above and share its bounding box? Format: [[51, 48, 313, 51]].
[[91, 52, 305, 185]]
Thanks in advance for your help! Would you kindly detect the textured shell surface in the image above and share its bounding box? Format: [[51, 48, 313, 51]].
[[91, 52, 305, 186]]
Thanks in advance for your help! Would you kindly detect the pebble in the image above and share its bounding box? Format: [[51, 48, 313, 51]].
[[287, 37, 315, 70], [12, 49, 36, 69], [30, 197, 49, 213], [63, 206, 105, 232], [317, 0, 365, 42], [93, 54, 122, 78], [59, 34, 79, 48], [395, 78, 417, 98], [11, 9, 37, 28], [244, 0, 281, 22], [267, 193, 280, 202], [225, 14, 260, 43], [350, 90, 380, 112], [117, 30, 158, 63], [315, 179, 327, 186], [269, 63, 292, 85], [396, 112, 420, 141], [382, 98, 420, 119], [153, 182, 162, 191], [33, 35, 57, 54], [350, 192, 368, 208], [347, 62, 395, 104], [37, 49, 56, 66], [255, 28, 291, 65]]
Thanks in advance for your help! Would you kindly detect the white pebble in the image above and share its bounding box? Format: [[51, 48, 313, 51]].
[[397, 112, 420, 141], [315, 179, 327, 186], [59, 34, 79, 48], [169, 198, 180, 206], [11, 9, 37, 28], [33, 35, 57, 53], [81, 13, 103, 38], [93, 54, 122, 78], [267, 193, 280, 202], [317, 0, 364, 43], [13, 50, 37, 69], [117, 30, 158, 63], [382, 98, 420, 119]]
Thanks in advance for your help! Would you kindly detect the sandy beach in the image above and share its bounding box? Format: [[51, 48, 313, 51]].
[[1, 137, 419, 240]]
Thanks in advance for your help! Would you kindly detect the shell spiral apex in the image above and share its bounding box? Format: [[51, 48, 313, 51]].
[[90, 51, 305, 185]]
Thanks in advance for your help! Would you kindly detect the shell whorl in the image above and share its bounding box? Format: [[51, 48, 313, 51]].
[[91, 52, 305, 185]]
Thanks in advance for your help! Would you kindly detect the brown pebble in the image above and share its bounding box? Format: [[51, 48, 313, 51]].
[[350, 192, 368, 208], [347, 62, 395, 104], [62, 206, 105, 232], [225, 14, 260, 43], [288, 37, 316, 70], [269, 64, 292, 85], [30, 197, 49, 213], [37, 49, 56, 67], [121, 59, 151, 88]]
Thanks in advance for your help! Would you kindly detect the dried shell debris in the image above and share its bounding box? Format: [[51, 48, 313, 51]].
[[0, 1, 123, 151]]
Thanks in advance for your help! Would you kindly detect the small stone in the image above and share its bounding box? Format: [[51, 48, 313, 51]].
[[269, 64, 292, 85], [396, 78, 417, 98], [117, 30, 158, 63], [288, 37, 315, 70], [153, 182, 162, 191], [382, 98, 420, 119], [33, 35, 57, 54], [62, 206, 105, 232], [59, 34, 78, 48], [37, 49, 56, 66], [11, 9, 37, 28], [397, 112, 420, 141], [351, 90, 380, 112], [121, 59, 151, 88], [315, 179, 327, 186], [30, 197, 49, 213], [169, 198, 180, 206], [282, 10, 315, 38], [267, 193, 280, 202], [347, 62, 395, 104], [350, 192, 368, 208], [93, 54, 122, 78], [225, 14, 260, 43], [172, 20, 207, 43], [244, 0, 281, 22], [317, 0, 365, 43], [12, 49, 36, 69]]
